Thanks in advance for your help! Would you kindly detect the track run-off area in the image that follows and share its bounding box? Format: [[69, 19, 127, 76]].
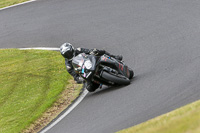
[[1, 0, 200, 133]]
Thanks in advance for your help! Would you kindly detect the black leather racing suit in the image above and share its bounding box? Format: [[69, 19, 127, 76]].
[[65, 47, 118, 92]]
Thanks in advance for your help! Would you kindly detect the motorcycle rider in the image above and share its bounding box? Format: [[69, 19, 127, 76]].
[[60, 42, 123, 92]]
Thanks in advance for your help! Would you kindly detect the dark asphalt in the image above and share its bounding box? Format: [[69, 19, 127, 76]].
[[1, 0, 200, 133]]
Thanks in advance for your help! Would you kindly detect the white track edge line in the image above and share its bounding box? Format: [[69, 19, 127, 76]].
[[0, 0, 36, 11], [18, 47, 88, 133], [19, 47, 60, 51], [40, 89, 89, 133]]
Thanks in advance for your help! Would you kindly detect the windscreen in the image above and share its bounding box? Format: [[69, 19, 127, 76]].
[[72, 54, 85, 71]]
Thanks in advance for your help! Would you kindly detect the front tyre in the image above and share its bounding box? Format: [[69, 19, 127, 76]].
[[102, 71, 130, 85], [85, 82, 100, 92]]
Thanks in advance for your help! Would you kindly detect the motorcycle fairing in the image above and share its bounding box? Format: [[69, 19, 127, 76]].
[[99, 55, 130, 78]]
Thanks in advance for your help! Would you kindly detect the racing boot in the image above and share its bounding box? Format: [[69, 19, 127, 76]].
[[114, 55, 123, 61], [105, 51, 123, 61]]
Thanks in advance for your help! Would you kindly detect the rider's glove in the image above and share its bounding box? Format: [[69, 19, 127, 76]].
[[90, 48, 100, 56], [76, 77, 84, 84]]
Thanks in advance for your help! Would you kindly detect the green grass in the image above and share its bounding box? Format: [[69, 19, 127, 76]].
[[0, 49, 76, 133], [117, 100, 200, 133], [0, 0, 29, 8]]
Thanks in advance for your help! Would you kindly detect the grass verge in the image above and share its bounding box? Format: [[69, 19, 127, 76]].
[[117, 100, 200, 133], [0, 0, 29, 9], [0, 49, 82, 133]]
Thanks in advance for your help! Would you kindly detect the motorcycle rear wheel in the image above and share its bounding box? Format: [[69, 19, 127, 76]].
[[102, 71, 130, 85], [128, 68, 134, 79]]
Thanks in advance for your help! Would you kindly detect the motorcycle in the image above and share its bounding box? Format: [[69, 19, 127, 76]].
[[72, 53, 134, 92]]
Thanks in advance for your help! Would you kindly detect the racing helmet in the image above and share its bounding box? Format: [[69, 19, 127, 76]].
[[60, 42, 75, 60]]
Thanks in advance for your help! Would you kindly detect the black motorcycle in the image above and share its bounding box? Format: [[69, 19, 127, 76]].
[[72, 53, 134, 92]]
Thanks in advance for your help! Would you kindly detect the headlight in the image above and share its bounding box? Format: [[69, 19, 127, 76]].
[[84, 60, 92, 69]]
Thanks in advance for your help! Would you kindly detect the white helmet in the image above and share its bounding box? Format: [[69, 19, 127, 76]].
[[60, 42, 75, 60]]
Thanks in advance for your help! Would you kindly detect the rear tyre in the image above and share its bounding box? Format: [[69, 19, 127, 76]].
[[101, 71, 130, 85], [128, 68, 134, 79]]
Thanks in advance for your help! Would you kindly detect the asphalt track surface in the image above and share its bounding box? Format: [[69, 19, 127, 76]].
[[1, 0, 200, 132]]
